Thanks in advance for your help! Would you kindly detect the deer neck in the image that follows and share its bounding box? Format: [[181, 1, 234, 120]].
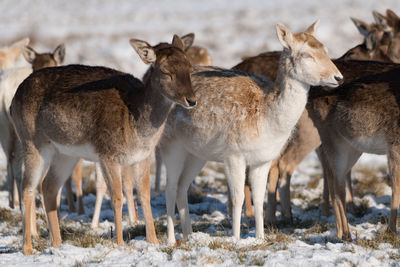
[[267, 50, 309, 134], [131, 70, 175, 137]]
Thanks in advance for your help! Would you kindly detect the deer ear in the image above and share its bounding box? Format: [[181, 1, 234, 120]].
[[172, 34, 184, 51], [305, 20, 319, 35], [22, 46, 37, 64], [386, 9, 400, 26], [53, 44, 65, 65], [365, 29, 379, 51], [130, 39, 156, 64], [351, 17, 371, 37], [180, 33, 195, 51], [373, 11, 391, 32], [276, 23, 294, 50]]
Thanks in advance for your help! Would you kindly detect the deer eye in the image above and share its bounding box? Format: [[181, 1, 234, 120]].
[[301, 52, 314, 59]]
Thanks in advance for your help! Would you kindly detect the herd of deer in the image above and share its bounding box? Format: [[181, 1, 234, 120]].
[[0, 8, 400, 255]]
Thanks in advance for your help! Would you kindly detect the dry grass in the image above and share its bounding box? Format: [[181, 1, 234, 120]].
[[353, 166, 389, 198], [60, 222, 112, 248], [355, 230, 400, 249]]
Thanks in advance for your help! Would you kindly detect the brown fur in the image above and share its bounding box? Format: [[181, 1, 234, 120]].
[[11, 36, 195, 254]]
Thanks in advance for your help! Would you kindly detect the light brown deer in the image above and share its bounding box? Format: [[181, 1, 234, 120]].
[[160, 21, 342, 245], [10, 35, 196, 255], [306, 60, 400, 240], [0, 43, 65, 212], [0, 38, 30, 71], [232, 11, 400, 223], [87, 33, 211, 229]]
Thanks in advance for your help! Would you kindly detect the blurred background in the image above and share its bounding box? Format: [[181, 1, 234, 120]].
[[1, 0, 400, 78]]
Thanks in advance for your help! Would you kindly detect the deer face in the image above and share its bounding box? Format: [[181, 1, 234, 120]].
[[277, 21, 343, 88], [130, 35, 196, 108], [22, 44, 65, 71]]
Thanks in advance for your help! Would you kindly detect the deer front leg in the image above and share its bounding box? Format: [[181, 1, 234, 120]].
[[224, 155, 246, 239], [99, 161, 124, 246], [132, 157, 158, 244], [387, 146, 400, 234], [176, 154, 206, 241], [248, 162, 271, 239], [155, 146, 163, 193]]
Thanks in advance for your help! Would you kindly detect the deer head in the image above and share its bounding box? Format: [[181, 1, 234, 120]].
[[0, 38, 30, 71], [130, 35, 196, 108], [276, 21, 343, 88], [22, 44, 65, 71]]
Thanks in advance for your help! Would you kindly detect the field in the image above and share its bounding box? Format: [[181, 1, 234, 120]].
[[1, 0, 400, 266]]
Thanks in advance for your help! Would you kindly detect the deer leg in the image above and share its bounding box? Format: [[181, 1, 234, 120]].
[[317, 146, 330, 217], [91, 163, 107, 229], [65, 178, 76, 213], [345, 171, 355, 214], [244, 167, 254, 218], [248, 162, 271, 239], [278, 165, 295, 222], [176, 155, 206, 241], [42, 153, 79, 248], [155, 146, 163, 193], [387, 146, 400, 234], [163, 143, 187, 245], [122, 165, 137, 226], [266, 160, 279, 223], [132, 157, 158, 244], [21, 144, 54, 255], [72, 159, 84, 215], [321, 140, 361, 240], [99, 161, 123, 246], [224, 155, 246, 239]]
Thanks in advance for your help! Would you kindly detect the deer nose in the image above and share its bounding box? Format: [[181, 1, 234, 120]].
[[185, 97, 197, 107], [334, 75, 343, 85]]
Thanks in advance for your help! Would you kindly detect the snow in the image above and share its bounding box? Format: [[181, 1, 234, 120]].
[[1, 0, 400, 266]]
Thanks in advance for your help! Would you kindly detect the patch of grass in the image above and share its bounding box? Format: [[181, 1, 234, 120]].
[[250, 255, 265, 266], [60, 222, 108, 248], [187, 187, 207, 204], [355, 230, 400, 250], [0, 208, 21, 227], [124, 221, 168, 242], [353, 166, 388, 198], [351, 199, 370, 218], [208, 240, 223, 250]]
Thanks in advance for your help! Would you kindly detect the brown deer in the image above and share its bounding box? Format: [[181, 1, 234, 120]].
[[232, 11, 400, 223], [87, 33, 212, 229], [10, 35, 196, 255], [0, 43, 65, 212], [160, 21, 342, 245], [306, 60, 400, 240]]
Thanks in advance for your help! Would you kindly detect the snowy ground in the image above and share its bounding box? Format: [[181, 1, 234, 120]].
[[1, 0, 400, 266]]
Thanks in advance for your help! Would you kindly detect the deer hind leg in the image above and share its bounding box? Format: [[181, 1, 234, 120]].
[[132, 157, 158, 244], [248, 162, 271, 239], [244, 167, 254, 218], [122, 165, 137, 227], [155, 146, 163, 193], [163, 143, 187, 245], [176, 154, 206, 241], [224, 155, 246, 239], [317, 146, 331, 217], [65, 178, 76, 213], [21, 144, 54, 255], [99, 160, 123, 246], [72, 159, 84, 215], [266, 160, 279, 223], [91, 163, 107, 229], [320, 140, 361, 240], [345, 171, 355, 214], [278, 163, 296, 222], [387, 145, 400, 234], [42, 153, 79, 248]]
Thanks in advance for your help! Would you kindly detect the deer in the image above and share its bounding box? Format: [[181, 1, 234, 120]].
[[306, 59, 400, 240], [231, 10, 400, 223], [10, 35, 196, 255], [0, 38, 30, 71], [0, 43, 65, 212], [84, 33, 212, 229], [159, 21, 342, 245]]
